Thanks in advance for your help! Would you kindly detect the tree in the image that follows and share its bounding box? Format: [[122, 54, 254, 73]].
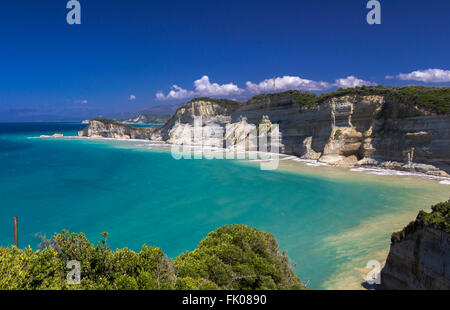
[[0, 225, 305, 290], [174, 224, 305, 290]]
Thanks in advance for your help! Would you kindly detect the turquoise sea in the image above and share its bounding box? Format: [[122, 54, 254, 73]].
[[1, 122, 449, 289]]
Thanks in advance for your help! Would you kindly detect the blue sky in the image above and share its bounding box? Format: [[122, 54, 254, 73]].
[[0, 0, 449, 121]]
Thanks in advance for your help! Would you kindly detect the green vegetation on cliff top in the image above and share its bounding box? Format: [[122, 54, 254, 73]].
[[186, 86, 450, 113], [392, 198, 450, 242], [0, 225, 304, 290], [91, 117, 122, 125], [91, 117, 144, 130], [319, 85, 450, 113], [419, 199, 450, 232]]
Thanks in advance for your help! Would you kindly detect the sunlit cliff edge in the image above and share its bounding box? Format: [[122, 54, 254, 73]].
[[381, 199, 450, 290]]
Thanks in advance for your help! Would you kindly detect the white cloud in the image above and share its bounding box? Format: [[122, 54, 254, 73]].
[[386, 69, 450, 83], [129, 94, 136, 101], [194, 75, 242, 96], [156, 76, 242, 100], [246, 75, 376, 92], [334, 76, 377, 88], [246, 76, 332, 93], [74, 99, 88, 104], [156, 75, 378, 100], [156, 85, 195, 100]]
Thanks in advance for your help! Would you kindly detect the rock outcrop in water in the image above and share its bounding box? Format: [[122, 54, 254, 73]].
[[79, 86, 450, 175], [381, 199, 450, 290]]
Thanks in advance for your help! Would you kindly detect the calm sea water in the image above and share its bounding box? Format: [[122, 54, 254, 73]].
[[0, 122, 448, 289]]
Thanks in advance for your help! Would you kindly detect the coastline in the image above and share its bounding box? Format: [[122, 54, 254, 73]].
[[29, 133, 450, 289], [37, 134, 450, 185]]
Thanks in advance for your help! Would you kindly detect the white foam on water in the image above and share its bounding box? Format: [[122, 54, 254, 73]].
[[350, 166, 450, 184], [306, 162, 328, 167], [42, 135, 450, 185], [249, 159, 274, 162], [280, 156, 299, 161]]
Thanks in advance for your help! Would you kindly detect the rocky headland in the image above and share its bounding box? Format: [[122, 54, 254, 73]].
[[77, 118, 160, 140], [381, 199, 450, 290], [78, 86, 450, 176]]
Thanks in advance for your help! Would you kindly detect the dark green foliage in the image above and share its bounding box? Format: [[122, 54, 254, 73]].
[[0, 246, 66, 289], [115, 275, 139, 290], [249, 86, 449, 113], [317, 86, 450, 113], [173, 86, 450, 117], [175, 224, 305, 290], [391, 221, 415, 242], [392, 198, 450, 242], [0, 225, 304, 290], [251, 90, 319, 108], [175, 277, 219, 290], [254, 86, 450, 113], [291, 91, 319, 108], [418, 198, 450, 232]]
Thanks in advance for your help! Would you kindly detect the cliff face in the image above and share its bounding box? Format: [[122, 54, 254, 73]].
[[77, 118, 158, 140], [78, 87, 450, 175], [231, 92, 449, 174], [228, 94, 385, 167], [381, 200, 450, 290], [156, 99, 232, 143]]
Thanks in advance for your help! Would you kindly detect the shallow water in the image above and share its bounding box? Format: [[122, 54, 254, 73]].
[[0, 123, 448, 289]]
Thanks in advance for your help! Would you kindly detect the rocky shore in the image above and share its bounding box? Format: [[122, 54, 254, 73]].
[[78, 86, 450, 177], [77, 118, 159, 140]]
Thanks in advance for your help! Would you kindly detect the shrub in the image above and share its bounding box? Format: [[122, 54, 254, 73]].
[[392, 198, 450, 242], [174, 224, 305, 290], [0, 225, 304, 290]]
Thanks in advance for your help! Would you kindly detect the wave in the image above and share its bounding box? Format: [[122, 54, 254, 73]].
[[351, 167, 450, 183]]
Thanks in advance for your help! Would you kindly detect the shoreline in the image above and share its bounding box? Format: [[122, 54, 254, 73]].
[[35, 134, 450, 185], [30, 133, 450, 290]]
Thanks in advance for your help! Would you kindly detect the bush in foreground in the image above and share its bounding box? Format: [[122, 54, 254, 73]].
[[0, 224, 305, 290]]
